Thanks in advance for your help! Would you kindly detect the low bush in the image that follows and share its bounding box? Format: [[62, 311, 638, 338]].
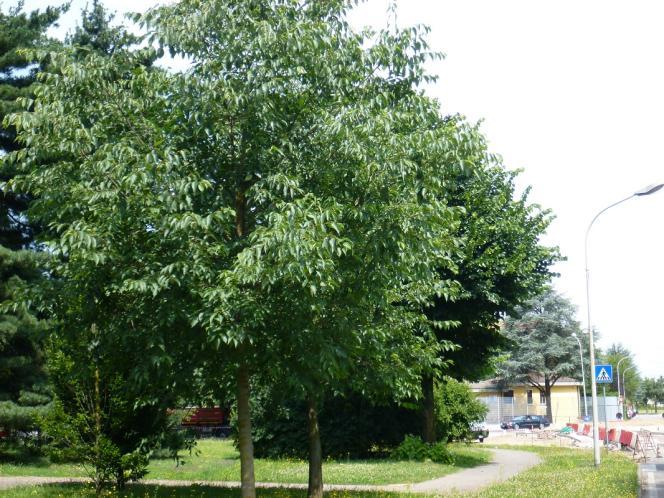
[[390, 435, 454, 464]]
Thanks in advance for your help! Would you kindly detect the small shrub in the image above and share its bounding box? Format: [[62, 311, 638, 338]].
[[428, 441, 454, 464], [436, 378, 488, 442], [390, 435, 428, 461], [390, 435, 454, 464]]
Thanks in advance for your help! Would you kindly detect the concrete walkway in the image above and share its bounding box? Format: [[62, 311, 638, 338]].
[[640, 459, 664, 498], [396, 448, 541, 494], [0, 448, 541, 495]]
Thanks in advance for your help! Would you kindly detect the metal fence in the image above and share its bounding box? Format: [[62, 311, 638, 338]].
[[479, 395, 621, 425]]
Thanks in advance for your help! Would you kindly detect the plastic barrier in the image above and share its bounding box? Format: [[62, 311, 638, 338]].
[[598, 427, 607, 441], [566, 423, 579, 432], [619, 430, 633, 446], [582, 424, 591, 435], [608, 428, 618, 442]]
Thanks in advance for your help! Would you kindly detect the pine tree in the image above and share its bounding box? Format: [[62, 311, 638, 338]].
[[1, 2, 62, 246], [67, 0, 138, 56], [0, 2, 62, 435]]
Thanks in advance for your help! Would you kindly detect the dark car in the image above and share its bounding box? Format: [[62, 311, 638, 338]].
[[500, 415, 550, 430]]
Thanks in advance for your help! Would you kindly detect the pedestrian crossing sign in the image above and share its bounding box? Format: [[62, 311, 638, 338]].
[[595, 364, 613, 383]]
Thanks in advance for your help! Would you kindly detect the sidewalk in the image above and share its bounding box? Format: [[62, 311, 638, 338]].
[[640, 459, 664, 498]]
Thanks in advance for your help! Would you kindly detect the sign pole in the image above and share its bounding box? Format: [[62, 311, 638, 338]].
[[602, 385, 608, 445], [594, 363, 613, 450]]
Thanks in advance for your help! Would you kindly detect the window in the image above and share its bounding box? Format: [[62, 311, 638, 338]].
[[503, 390, 514, 404], [539, 392, 547, 405], [527, 390, 533, 405]]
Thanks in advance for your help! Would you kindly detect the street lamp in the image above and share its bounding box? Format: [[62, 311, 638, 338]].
[[585, 183, 663, 466], [617, 356, 630, 418], [571, 333, 588, 418], [623, 365, 636, 416]]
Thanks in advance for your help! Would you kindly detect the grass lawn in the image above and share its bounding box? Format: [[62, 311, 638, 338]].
[[0, 483, 403, 497], [0, 439, 490, 486], [0, 445, 639, 497]]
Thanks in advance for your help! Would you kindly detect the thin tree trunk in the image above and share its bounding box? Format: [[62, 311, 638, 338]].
[[421, 374, 436, 443], [234, 185, 255, 497], [92, 323, 103, 496], [307, 396, 323, 498], [544, 377, 553, 422], [237, 362, 255, 498]]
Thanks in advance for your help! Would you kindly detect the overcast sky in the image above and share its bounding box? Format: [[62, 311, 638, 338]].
[[11, 0, 664, 378]]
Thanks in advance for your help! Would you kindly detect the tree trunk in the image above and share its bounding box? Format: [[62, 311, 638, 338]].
[[421, 374, 436, 443], [237, 362, 256, 498], [307, 397, 324, 498], [544, 377, 553, 422], [234, 185, 255, 497], [92, 324, 103, 496]]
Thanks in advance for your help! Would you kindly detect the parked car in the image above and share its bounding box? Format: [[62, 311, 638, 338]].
[[470, 422, 489, 442], [500, 415, 550, 430]]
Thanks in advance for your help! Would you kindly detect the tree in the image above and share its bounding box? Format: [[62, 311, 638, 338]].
[[0, 1, 62, 438], [11, 2, 507, 497], [66, 0, 139, 56], [497, 287, 583, 420], [1, 2, 62, 242], [135, 2, 480, 496], [600, 343, 638, 399], [420, 162, 559, 441], [0, 246, 50, 436], [6, 37, 211, 490], [636, 377, 663, 413]]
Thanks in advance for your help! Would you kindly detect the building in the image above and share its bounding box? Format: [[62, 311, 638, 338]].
[[470, 377, 582, 426]]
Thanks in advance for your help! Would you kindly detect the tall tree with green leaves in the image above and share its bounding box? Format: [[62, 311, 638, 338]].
[[10, 2, 508, 496], [136, 2, 480, 496], [497, 287, 583, 421], [8, 43, 209, 490], [601, 343, 638, 398], [419, 162, 559, 442], [0, 1, 62, 437]]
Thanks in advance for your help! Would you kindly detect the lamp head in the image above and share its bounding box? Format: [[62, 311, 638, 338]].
[[634, 183, 664, 196]]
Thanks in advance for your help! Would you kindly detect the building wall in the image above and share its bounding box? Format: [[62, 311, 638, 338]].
[[475, 384, 581, 425]]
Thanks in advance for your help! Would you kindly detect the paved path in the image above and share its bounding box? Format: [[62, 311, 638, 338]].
[[0, 448, 541, 495], [640, 459, 664, 498], [395, 448, 541, 494]]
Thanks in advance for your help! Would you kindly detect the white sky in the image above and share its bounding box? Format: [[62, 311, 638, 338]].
[[12, 0, 664, 378]]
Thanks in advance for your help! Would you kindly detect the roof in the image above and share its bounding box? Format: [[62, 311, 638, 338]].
[[469, 377, 582, 391]]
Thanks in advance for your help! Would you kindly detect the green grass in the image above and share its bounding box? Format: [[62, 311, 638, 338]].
[[0, 445, 640, 497], [0, 439, 491, 485], [446, 445, 639, 498], [0, 483, 403, 497]]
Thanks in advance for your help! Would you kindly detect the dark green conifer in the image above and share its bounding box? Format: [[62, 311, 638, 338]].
[[0, 2, 63, 433]]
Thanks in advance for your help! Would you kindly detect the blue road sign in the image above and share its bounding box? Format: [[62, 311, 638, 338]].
[[595, 364, 613, 383]]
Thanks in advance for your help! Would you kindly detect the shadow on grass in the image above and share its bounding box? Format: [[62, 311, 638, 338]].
[[0, 444, 53, 468], [453, 451, 491, 469], [3, 483, 404, 497]]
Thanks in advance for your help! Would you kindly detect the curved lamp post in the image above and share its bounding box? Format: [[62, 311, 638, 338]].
[[585, 183, 663, 466], [571, 333, 588, 418], [617, 356, 630, 417]]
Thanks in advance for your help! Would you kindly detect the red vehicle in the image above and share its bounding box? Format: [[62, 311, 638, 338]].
[[180, 407, 231, 437]]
